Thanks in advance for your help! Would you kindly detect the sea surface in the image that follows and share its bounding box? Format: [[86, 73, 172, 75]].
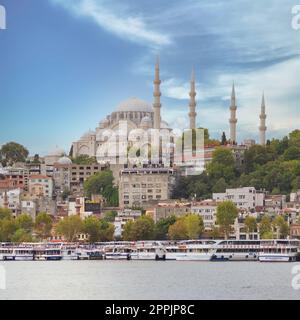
[[0, 261, 300, 300]]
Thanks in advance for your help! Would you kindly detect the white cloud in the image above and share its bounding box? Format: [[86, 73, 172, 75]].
[[51, 0, 171, 47]]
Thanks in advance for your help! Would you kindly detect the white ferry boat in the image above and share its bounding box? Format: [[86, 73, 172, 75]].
[[212, 240, 261, 261], [61, 247, 79, 260], [104, 246, 132, 260], [170, 241, 216, 261], [0, 247, 15, 260], [76, 248, 104, 260], [13, 248, 34, 261], [34, 248, 63, 261], [131, 245, 166, 260], [259, 240, 298, 262]]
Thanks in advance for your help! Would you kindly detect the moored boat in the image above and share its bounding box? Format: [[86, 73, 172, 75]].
[[259, 240, 298, 262]]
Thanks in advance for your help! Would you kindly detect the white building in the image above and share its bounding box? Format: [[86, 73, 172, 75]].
[[191, 200, 217, 230], [213, 187, 264, 211], [0, 188, 21, 216]]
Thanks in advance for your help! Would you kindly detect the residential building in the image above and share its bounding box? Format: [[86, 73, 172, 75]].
[[0, 188, 21, 216], [213, 187, 265, 211], [191, 200, 218, 230], [113, 209, 142, 238], [119, 167, 176, 208], [29, 175, 53, 198]]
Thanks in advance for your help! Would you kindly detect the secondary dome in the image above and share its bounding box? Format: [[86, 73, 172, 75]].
[[57, 156, 72, 165], [116, 97, 153, 113]]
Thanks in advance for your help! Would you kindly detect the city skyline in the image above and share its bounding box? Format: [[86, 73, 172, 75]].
[[0, 0, 300, 155]]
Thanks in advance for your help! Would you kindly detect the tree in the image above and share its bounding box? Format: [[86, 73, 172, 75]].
[[244, 216, 257, 239], [283, 146, 300, 161], [0, 142, 29, 166], [11, 229, 33, 243], [102, 210, 118, 223], [273, 215, 289, 239], [84, 170, 119, 206], [122, 220, 135, 241], [98, 220, 115, 241], [168, 219, 187, 240], [260, 231, 273, 239], [32, 154, 41, 164], [16, 214, 33, 233], [259, 216, 272, 239], [83, 216, 101, 243], [155, 216, 176, 240], [56, 215, 84, 242], [0, 208, 12, 220], [207, 148, 236, 182], [221, 132, 227, 145], [216, 201, 238, 239], [131, 215, 155, 241], [35, 213, 53, 240], [72, 155, 97, 165], [0, 218, 18, 242], [212, 178, 228, 193], [184, 214, 204, 239]]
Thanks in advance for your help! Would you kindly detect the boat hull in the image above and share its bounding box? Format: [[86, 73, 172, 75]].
[[259, 254, 296, 262]]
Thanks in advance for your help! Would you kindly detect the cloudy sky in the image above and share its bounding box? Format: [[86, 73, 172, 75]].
[[0, 0, 299, 155]]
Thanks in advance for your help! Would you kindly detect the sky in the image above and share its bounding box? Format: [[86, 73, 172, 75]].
[[0, 0, 299, 155]]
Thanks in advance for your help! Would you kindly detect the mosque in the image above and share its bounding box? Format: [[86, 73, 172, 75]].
[[71, 58, 267, 159]]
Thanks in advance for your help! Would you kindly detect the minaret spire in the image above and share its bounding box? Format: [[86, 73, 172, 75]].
[[189, 68, 197, 129], [153, 55, 161, 130], [229, 82, 237, 144], [259, 92, 267, 146]]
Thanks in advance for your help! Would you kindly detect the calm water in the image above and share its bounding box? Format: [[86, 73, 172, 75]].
[[0, 261, 300, 300]]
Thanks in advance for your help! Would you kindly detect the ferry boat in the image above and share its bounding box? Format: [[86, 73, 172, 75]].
[[61, 247, 79, 260], [170, 241, 216, 261], [76, 248, 104, 260], [0, 247, 15, 261], [259, 240, 298, 262], [12, 248, 34, 261], [212, 240, 260, 261], [104, 246, 132, 260], [33, 247, 63, 261], [131, 245, 166, 260]]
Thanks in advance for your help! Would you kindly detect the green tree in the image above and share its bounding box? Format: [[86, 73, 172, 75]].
[[216, 201, 238, 239], [260, 231, 274, 239], [0, 218, 18, 242], [283, 146, 300, 161], [72, 155, 97, 165], [16, 214, 33, 233], [0, 142, 29, 166], [207, 148, 236, 182], [221, 132, 227, 145], [155, 216, 176, 240], [98, 220, 115, 241], [102, 210, 118, 223], [56, 215, 84, 242], [212, 178, 228, 193], [168, 219, 188, 240], [131, 215, 155, 241], [185, 214, 204, 239], [61, 188, 71, 201], [273, 215, 289, 239], [35, 213, 53, 240], [259, 216, 272, 239], [84, 170, 119, 206], [0, 208, 12, 220], [83, 216, 101, 243], [11, 229, 33, 243], [244, 216, 257, 239], [122, 220, 135, 241]]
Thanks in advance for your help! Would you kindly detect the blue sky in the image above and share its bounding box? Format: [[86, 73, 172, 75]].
[[0, 0, 299, 155]]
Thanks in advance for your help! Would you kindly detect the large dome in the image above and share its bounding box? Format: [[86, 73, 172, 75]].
[[117, 97, 153, 113]]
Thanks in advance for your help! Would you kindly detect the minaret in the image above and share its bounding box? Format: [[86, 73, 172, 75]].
[[259, 93, 267, 145], [189, 69, 197, 129], [153, 56, 161, 130], [229, 83, 237, 144]]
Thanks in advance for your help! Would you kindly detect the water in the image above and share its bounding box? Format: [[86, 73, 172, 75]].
[[0, 261, 300, 300]]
